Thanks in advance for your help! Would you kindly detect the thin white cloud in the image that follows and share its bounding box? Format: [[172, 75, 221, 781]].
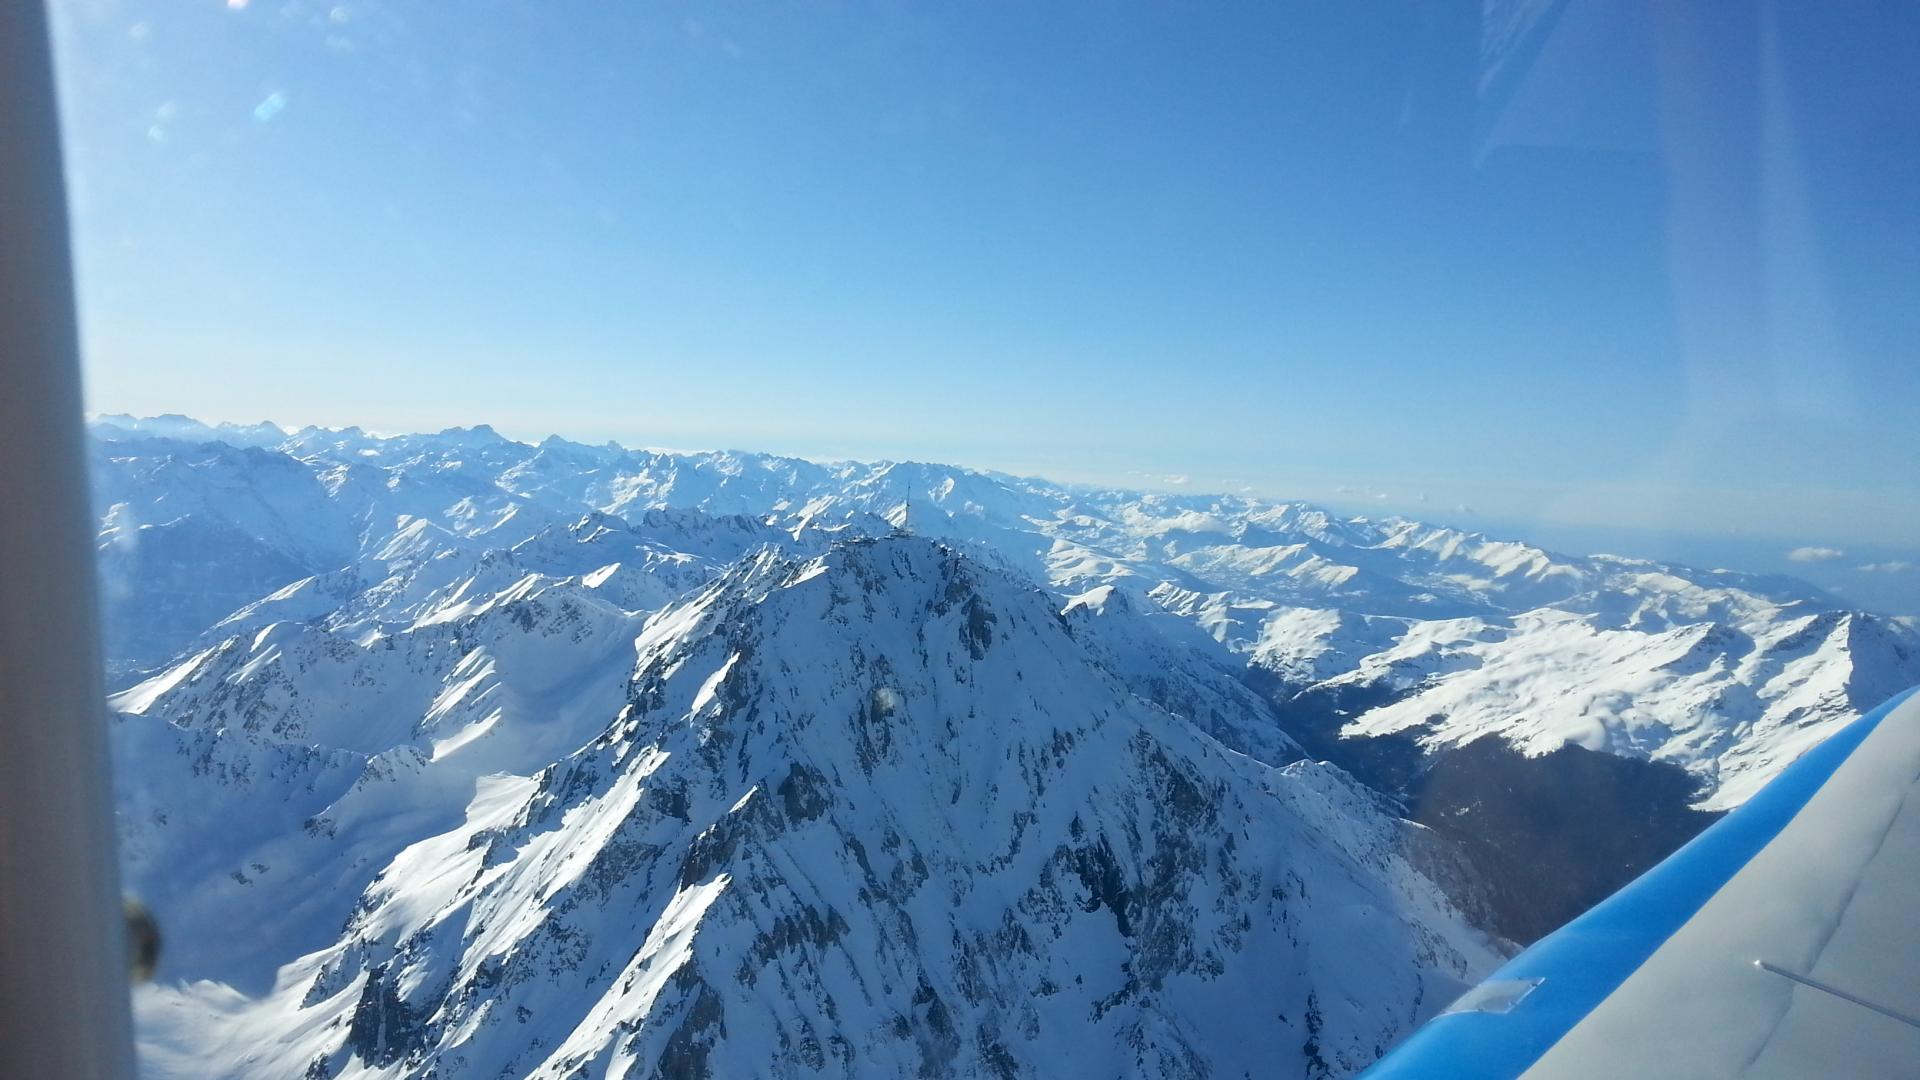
[[1859, 561, 1914, 574], [1787, 546, 1846, 563]]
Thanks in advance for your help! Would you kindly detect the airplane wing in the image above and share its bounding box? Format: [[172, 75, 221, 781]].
[[1365, 685, 1920, 1079]]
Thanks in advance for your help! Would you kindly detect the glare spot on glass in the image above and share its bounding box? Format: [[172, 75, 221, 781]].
[[146, 102, 176, 144], [252, 91, 287, 123]]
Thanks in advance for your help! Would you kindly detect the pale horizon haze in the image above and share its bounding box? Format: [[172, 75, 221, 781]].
[[48, 1, 1920, 612]]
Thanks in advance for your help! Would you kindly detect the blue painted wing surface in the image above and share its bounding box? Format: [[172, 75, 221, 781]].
[[1364, 686, 1920, 1079]]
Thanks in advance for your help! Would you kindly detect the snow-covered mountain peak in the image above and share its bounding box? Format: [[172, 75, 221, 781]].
[[434, 423, 513, 446], [128, 530, 1498, 1078]]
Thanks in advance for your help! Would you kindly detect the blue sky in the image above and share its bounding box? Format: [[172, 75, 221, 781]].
[[48, 2, 1920, 610]]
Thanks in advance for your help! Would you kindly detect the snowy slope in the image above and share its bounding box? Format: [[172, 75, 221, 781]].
[[1330, 607, 1920, 808], [122, 537, 1500, 1079], [112, 575, 647, 993]]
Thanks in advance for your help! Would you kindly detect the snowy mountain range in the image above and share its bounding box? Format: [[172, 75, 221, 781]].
[[93, 414, 1919, 809], [93, 414, 1919, 1077]]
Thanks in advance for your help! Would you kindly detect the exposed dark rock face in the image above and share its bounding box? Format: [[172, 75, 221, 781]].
[[1405, 738, 1721, 943], [345, 964, 426, 1068], [1259, 675, 1720, 943]]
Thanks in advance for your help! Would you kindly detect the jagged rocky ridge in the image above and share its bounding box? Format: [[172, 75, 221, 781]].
[[121, 537, 1499, 1079]]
